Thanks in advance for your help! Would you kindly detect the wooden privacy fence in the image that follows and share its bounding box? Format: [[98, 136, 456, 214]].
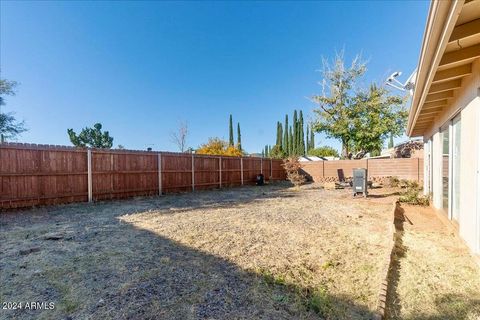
[[0, 143, 286, 209], [301, 158, 423, 183]]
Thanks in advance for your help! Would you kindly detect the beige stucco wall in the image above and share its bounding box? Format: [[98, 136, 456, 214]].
[[424, 59, 480, 254]]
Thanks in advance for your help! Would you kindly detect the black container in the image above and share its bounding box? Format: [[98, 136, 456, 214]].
[[256, 174, 264, 186]]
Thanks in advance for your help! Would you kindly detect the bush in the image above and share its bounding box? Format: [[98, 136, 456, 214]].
[[307, 146, 339, 158], [282, 157, 306, 187], [196, 137, 243, 156], [387, 176, 400, 187], [398, 180, 429, 206]]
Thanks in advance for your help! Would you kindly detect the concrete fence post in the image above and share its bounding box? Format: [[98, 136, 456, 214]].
[[240, 157, 244, 185], [192, 153, 195, 191], [158, 153, 162, 195], [87, 149, 93, 202], [219, 157, 222, 188]]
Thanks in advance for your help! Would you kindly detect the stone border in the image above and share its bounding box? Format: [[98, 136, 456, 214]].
[[373, 201, 398, 320]]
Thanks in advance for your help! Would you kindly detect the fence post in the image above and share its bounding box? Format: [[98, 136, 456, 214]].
[[87, 149, 93, 202], [158, 153, 162, 196], [219, 157, 222, 188], [260, 158, 263, 174], [240, 157, 244, 185], [270, 158, 273, 180], [192, 153, 195, 191]]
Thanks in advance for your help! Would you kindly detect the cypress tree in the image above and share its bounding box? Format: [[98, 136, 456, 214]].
[[237, 123, 242, 151], [284, 114, 289, 156], [264, 145, 268, 157], [299, 110, 305, 155], [229, 115, 234, 147], [288, 126, 293, 155], [268, 145, 272, 156], [388, 133, 394, 149], [279, 123, 283, 151], [275, 122, 280, 146], [306, 126, 310, 154], [293, 110, 298, 155], [310, 126, 315, 150], [261, 149, 265, 158]]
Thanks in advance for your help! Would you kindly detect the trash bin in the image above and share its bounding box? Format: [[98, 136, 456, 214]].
[[256, 174, 264, 186], [352, 168, 368, 197]]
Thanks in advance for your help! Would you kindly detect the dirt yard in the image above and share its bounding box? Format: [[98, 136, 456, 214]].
[[1, 183, 395, 320]]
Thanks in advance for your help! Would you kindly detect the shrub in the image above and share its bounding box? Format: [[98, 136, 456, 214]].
[[196, 137, 243, 156], [387, 176, 400, 187], [282, 157, 306, 187], [307, 146, 339, 158], [398, 180, 429, 206]]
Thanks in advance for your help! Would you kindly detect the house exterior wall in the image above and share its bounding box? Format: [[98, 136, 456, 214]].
[[424, 59, 480, 254]]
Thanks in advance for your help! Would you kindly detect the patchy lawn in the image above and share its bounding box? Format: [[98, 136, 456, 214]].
[[0, 183, 394, 320], [386, 203, 480, 320]]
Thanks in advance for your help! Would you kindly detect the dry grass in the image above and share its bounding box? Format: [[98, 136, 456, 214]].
[[0, 183, 394, 319], [386, 204, 480, 320]]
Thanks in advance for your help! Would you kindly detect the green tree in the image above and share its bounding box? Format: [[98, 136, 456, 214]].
[[309, 126, 315, 150], [299, 110, 305, 155], [269, 144, 285, 159], [229, 114, 234, 147], [307, 146, 339, 158], [311, 52, 367, 158], [237, 122, 242, 151], [351, 84, 407, 154], [283, 114, 289, 156], [306, 126, 309, 154], [388, 133, 394, 149], [312, 52, 406, 158], [67, 123, 114, 148], [0, 79, 27, 142], [292, 110, 298, 155], [288, 126, 293, 156]]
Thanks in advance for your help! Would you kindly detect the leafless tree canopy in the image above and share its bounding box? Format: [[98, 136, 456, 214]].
[[170, 120, 188, 152]]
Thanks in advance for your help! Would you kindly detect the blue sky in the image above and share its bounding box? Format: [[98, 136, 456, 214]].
[[1, 1, 429, 153]]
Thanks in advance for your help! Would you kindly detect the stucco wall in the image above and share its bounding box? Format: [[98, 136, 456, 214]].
[[424, 59, 480, 254]]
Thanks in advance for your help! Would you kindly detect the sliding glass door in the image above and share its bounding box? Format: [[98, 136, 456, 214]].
[[441, 126, 449, 214]]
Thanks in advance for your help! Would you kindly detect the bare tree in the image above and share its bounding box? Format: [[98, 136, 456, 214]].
[[170, 120, 189, 152]]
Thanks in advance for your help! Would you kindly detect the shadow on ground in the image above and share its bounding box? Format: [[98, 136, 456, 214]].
[[1, 183, 378, 320]]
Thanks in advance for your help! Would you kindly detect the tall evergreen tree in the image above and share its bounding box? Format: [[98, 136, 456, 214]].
[[268, 145, 272, 157], [288, 126, 293, 155], [237, 122, 242, 151], [229, 114, 234, 147], [310, 125, 315, 150], [299, 110, 305, 155], [283, 114, 289, 156], [279, 123, 283, 150], [306, 126, 310, 153], [275, 122, 280, 145], [293, 110, 298, 155], [388, 133, 394, 149]]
